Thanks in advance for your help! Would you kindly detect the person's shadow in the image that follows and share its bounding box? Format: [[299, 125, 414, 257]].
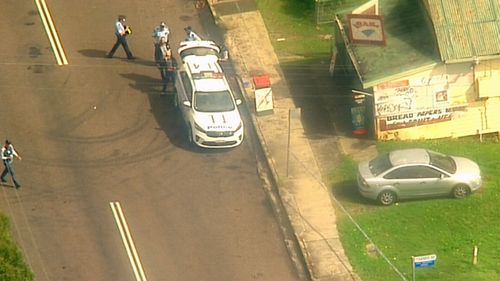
[[79, 49, 108, 58], [78, 49, 155, 66], [119, 73, 162, 95]]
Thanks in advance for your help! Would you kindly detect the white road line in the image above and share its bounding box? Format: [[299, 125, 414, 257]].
[[109, 202, 148, 281], [34, 0, 68, 65]]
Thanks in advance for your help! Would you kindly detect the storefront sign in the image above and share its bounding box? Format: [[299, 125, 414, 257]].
[[379, 106, 466, 131], [347, 14, 386, 45]]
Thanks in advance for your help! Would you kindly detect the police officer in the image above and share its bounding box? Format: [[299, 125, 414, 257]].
[[184, 26, 202, 41], [107, 15, 135, 59], [1, 140, 22, 189], [153, 22, 170, 46]]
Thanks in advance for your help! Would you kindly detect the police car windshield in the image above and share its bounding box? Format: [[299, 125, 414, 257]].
[[194, 91, 235, 112], [180, 47, 219, 58]]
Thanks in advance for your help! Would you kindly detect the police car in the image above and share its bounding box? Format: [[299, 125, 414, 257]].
[[175, 40, 244, 148]]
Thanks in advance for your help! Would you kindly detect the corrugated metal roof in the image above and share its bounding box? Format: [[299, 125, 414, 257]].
[[425, 0, 500, 62], [335, 0, 440, 88]]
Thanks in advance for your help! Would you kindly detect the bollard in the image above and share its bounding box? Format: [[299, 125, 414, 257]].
[[472, 246, 478, 265]]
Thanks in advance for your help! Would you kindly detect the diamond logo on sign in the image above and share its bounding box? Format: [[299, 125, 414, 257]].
[[347, 14, 386, 45], [362, 29, 375, 37]]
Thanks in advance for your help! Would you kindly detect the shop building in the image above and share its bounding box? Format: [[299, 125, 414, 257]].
[[333, 0, 500, 140]]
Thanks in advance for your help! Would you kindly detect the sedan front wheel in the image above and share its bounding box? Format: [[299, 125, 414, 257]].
[[378, 190, 397, 206], [452, 185, 470, 199]]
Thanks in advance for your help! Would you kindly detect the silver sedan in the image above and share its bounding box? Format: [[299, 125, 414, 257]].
[[357, 148, 482, 205]]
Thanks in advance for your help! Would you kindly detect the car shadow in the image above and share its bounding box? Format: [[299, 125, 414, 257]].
[[333, 179, 466, 208], [118, 73, 241, 153], [331, 180, 371, 205]]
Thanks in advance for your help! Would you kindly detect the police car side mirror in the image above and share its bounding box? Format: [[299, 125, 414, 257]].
[[183, 101, 191, 107], [235, 99, 242, 105]]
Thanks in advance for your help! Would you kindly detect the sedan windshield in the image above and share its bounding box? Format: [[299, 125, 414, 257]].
[[427, 150, 456, 173], [180, 47, 219, 58], [194, 91, 235, 112], [369, 153, 393, 176]]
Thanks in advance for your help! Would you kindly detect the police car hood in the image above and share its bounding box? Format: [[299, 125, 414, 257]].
[[194, 110, 241, 131]]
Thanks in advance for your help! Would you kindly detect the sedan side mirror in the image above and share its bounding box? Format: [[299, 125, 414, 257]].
[[183, 101, 191, 107], [235, 99, 242, 105]]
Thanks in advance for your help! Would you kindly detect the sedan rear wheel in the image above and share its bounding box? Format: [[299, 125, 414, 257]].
[[452, 184, 470, 199], [378, 190, 396, 206]]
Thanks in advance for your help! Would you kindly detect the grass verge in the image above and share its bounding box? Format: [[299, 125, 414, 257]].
[[0, 213, 33, 280]]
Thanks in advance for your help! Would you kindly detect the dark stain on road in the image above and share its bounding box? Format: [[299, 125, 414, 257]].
[[179, 15, 193, 22], [29, 46, 41, 58], [28, 65, 45, 74]]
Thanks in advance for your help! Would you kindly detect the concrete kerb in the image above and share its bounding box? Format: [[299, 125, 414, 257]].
[[235, 76, 311, 281], [208, 2, 359, 280]]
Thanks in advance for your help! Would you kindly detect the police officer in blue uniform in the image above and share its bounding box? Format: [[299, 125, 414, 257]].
[[1, 140, 22, 189], [107, 15, 135, 59]]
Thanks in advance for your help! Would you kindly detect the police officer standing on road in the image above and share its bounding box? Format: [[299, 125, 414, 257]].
[[184, 26, 202, 41], [153, 22, 170, 46], [107, 15, 136, 59], [1, 140, 22, 189], [155, 36, 170, 93]]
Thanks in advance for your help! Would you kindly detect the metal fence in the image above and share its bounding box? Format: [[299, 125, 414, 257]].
[[315, 0, 337, 24]]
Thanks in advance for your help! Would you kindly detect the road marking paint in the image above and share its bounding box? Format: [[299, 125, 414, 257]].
[[110, 202, 148, 281], [34, 0, 68, 65]]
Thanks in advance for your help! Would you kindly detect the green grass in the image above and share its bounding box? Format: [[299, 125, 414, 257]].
[[332, 139, 500, 281], [256, 0, 366, 61], [0, 214, 34, 281]]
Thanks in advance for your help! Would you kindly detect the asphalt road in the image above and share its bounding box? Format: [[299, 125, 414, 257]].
[[0, 1, 300, 280]]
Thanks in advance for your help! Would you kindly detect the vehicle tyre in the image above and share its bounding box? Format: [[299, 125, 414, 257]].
[[452, 184, 470, 199], [378, 190, 397, 206], [187, 124, 194, 144], [173, 94, 178, 108]]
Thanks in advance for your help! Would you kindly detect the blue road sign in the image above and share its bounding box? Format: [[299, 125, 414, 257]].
[[413, 254, 437, 268]]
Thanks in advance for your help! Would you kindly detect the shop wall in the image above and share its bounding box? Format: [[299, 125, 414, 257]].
[[475, 58, 500, 98], [372, 62, 500, 140]]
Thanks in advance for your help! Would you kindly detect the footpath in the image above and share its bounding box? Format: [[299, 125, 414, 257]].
[[207, 0, 378, 280]]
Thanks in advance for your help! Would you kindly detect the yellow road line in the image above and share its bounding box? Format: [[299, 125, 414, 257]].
[[110, 202, 148, 281], [34, 0, 68, 65]]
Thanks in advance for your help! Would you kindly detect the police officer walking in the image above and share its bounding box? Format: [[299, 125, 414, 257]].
[[107, 15, 135, 59], [1, 140, 22, 189]]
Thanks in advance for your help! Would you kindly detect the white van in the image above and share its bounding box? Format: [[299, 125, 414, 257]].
[[175, 40, 244, 148]]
